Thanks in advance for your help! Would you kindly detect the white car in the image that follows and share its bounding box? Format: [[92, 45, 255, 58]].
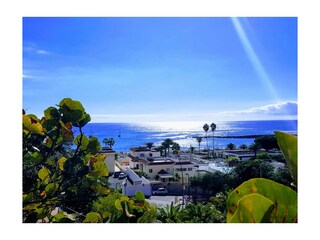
[[152, 188, 168, 196]]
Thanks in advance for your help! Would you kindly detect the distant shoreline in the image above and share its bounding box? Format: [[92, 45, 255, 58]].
[[193, 134, 297, 139]]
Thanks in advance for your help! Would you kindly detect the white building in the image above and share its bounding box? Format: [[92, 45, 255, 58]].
[[99, 147, 116, 174], [121, 167, 152, 198], [128, 148, 197, 183]]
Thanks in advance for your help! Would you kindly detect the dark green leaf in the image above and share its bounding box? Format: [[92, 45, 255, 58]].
[[274, 131, 297, 183]]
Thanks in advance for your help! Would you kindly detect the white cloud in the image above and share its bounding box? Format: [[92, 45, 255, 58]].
[[222, 101, 298, 117], [23, 43, 51, 55], [36, 49, 51, 55], [22, 74, 33, 79]]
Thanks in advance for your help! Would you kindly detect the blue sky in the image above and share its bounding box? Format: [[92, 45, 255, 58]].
[[23, 17, 297, 122]]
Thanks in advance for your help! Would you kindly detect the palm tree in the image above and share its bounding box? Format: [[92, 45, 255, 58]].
[[145, 142, 154, 150], [103, 137, 115, 149], [239, 144, 248, 150], [226, 143, 236, 150], [203, 123, 209, 155], [163, 138, 174, 156], [196, 137, 202, 152], [189, 145, 195, 154], [210, 123, 216, 158], [172, 142, 180, 155]]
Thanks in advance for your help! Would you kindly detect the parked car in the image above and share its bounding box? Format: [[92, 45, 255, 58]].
[[113, 172, 121, 178], [118, 172, 128, 179], [152, 187, 168, 196]]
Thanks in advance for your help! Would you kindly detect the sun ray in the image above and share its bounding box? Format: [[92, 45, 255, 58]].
[[231, 17, 279, 101]]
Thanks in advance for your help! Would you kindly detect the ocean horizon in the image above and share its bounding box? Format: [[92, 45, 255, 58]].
[[73, 120, 297, 152]]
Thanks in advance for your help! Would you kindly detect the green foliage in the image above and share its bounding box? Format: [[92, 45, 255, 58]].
[[23, 98, 109, 223], [256, 152, 271, 160], [157, 203, 183, 223], [274, 131, 297, 185], [226, 143, 236, 150], [226, 132, 298, 223], [254, 135, 279, 151], [229, 159, 275, 186], [180, 203, 225, 223], [227, 178, 297, 223], [228, 193, 274, 223], [90, 191, 156, 223]]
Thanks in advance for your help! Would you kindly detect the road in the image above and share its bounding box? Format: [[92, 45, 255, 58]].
[[146, 195, 183, 208]]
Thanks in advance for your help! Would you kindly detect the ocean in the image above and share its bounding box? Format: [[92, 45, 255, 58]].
[[74, 120, 297, 152]]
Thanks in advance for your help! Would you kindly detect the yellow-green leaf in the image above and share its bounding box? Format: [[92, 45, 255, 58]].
[[227, 178, 297, 223], [58, 157, 67, 171], [228, 193, 274, 223], [115, 199, 123, 211], [45, 183, 59, 196], [38, 167, 50, 184], [23, 115, 44, 135], [83, 212, 101, 223]]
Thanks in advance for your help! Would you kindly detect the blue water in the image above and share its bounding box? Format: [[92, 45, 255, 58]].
[[74, 120, 297, 152]]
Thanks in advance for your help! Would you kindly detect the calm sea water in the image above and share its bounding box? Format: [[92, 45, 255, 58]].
[[75, 120, 297, 152]]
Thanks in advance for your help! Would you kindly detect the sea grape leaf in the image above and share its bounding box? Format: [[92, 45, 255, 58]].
[[52, 212, 74, 223], [96, 154, 106, 162], [60, 127, 74, 142], [38, 167, 50, 184], [228, 194, 274, 223], [58, 157, 67, 171], [44, 107, 60, 120], [42, 119, 57, 132], [23, 192, 34, 202], [274, 131, 297, 183], [24, 151, 42, 167], [83, 212, 101, 223], [59, 98, 85, 112], [74, 134, 89, 150], [59, 98, 85, 124], [92, 183, 110, 195], [23, 115, 44, 135], [227, 178, 297, 223], [74, 113, 91, 128], [45, 183, 59, 196], [92, 162, 109, 177], [87, 137, 101, 154], [35, 207, 50, 219]]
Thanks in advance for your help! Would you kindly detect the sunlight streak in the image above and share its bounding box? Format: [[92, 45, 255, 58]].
[[231, 17, 279, 101]]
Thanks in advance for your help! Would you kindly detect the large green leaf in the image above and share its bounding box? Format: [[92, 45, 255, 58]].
[[59, 98, 85, 124], [74, 134, 89, 150], [227, 178, 297, 223], [87, 162, 109, 178], [45, 183, 59, 196], [228, 194, 274, 223], [135, 191, 145, 202], [23, 115, 44, 135], [74, 113, 91, 128], [83, 212, 101, 223], [274, 131, 297, 183], [52, 212, 74, 223], [44, 107, 60, 120], [38, 167, 50, 184], [87, 137, 101, 154]]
